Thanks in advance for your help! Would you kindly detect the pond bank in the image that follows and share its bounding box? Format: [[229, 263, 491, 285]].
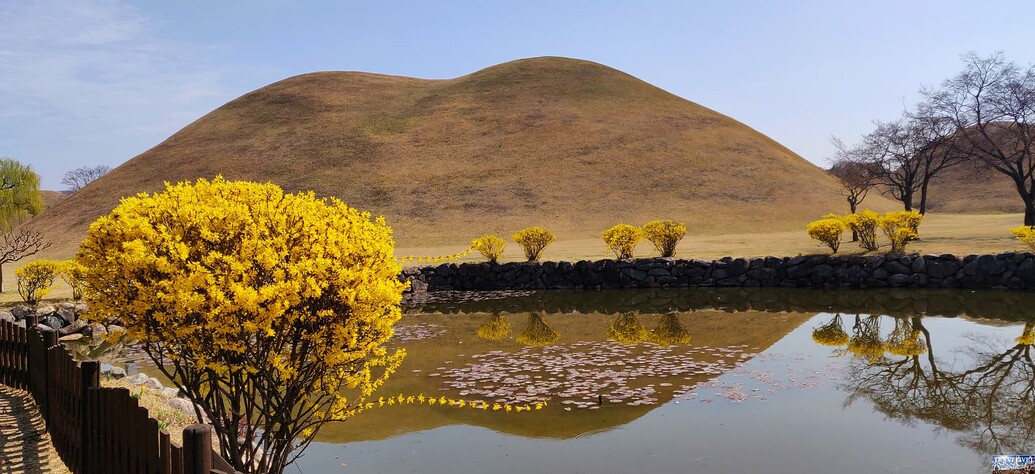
[[402, 252, 1035, 292]]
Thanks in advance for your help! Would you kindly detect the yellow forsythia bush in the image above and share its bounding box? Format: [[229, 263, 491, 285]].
[[843, 209, 881, 251], [602, 224, 643, 259], [1011, 226, 1035, 252], [58, 259, 87, 301], [642, 220, 686, 258], [806, 218, 847, 253], [879, 210, 923, 254], [512, 226, 555, 262], [471, 234, 506, 263], [75, 176, 406, 474], [15, 259, 60, 304]]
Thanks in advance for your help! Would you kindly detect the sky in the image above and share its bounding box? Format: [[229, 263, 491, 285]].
[[2, 0, 1034, 191]]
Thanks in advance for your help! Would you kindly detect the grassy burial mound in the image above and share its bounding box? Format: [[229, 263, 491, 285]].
[[27, 56, 854, 254]]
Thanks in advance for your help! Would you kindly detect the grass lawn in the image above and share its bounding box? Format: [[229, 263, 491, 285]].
[[4, 212, 1030, 305]]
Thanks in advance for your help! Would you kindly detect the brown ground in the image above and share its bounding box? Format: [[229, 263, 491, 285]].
[[0, 386, 70, 474]]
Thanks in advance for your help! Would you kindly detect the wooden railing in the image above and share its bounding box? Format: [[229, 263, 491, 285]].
[[0, 317, 243, 474]]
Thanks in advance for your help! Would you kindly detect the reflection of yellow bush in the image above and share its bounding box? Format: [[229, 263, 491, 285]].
[[843, 210, 881, 251], [516, 312, 559, 346], [1010, 226, 1035, 252], [649, 313, 691, 345], [476, 313, 511, 341], [607, 312, 649, 344], [512, 227, 555, 262], [602, 224, 643, 259], [1017, 321, 1034, 346], [806, 218, 846, 253], [471, 235, 506, 263], [812, 315, 849, 347], [885, 319, 927, 356], [879, 211, 922, 254], [642, 220, 686, 258]]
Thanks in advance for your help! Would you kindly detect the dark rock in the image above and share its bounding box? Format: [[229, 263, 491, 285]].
[[11, 307, 34, 320], [888, 274, 910, 287], [910, 257, 926, 274], [35, 304, 56, 316], [864, 255, 885, 271], [872, 268, 889, 280], [56, 307, 76, 324], [729, 258, 750, 276], [59, 319, 87, 336], [40, 315, 66, 330], [885, 261, 910, 275], [926, 259, 960, 279]]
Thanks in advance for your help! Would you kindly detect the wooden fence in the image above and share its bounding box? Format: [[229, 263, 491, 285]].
[[0, 317, 243, 474]]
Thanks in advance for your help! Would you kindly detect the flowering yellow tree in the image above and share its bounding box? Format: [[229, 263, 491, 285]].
[[879, 210, 922, 254], [642, 220, 686, 257], [58, 259, 87, 300], [842, 210, 881, 251], [471, 234, 506, 263], [15, 259, 59, 304], [76, 177, 406, 474], [512, 226, 555, 262], [601, 224, 642, 259], [806, 218, 847, 253], [1010, 226, 1035, 252]]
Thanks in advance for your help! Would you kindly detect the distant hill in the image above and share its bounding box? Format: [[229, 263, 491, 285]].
[[26, 57, 870, 254], [40, 191, 66, 211], [924, 160, 1024, 214]]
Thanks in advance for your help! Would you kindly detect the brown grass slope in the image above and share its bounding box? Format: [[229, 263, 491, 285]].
[[924, 159, 1024, 214], [27, 57, 860, 253]]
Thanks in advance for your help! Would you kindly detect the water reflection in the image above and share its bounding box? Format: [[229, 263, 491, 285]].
[[516, 312, 559, 346], [607, 312, 649, 344], [475, 312, 510, 341], [816, 315, 1035, 456]]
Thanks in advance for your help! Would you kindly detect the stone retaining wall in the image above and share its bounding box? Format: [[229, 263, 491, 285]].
[[402, 252, 1035, 292]]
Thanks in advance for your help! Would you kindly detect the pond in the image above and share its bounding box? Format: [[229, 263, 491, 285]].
[[91, 288, 1035, 473], [304, 289, 1034, 474]]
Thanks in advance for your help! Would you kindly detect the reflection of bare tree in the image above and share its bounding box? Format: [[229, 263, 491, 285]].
[[476, 312, 511, 341], [607, 312, 648, 344], [649, 313, 691, 346], [516, 312, 559, 346], [812, 314, 849, 347], [847, 315, 885, 362], [837, 317, 1035, 455]]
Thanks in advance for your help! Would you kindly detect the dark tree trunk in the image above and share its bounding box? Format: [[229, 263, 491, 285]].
[[1026, 202, 1035, 227], [918, 179, 930, 215], [901, 189, 914, 212], [849, 200, 859, 242]]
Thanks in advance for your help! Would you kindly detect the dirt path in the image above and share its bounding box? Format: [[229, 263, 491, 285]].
[[0, 385, 70, 474]]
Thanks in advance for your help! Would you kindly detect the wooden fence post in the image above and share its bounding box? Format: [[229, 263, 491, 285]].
[[79, 361, 99, 474], [183, 425, 213, 474]]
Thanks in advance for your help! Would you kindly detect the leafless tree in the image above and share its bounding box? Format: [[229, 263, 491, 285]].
[[829, 138, 879, 215], [925, 52, 1035, 225], [0, 228, 50, 290], [845, 103, 968, 214], [61, 165, 111, 193]]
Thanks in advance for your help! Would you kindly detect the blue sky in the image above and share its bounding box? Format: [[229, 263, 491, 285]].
[[2, 0, 1033, 190]]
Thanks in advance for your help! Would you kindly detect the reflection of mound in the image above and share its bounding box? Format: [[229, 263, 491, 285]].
[[315, 309, 812, 442]]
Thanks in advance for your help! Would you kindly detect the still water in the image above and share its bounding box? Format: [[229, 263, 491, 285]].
[[295, 289, 1035, 474]]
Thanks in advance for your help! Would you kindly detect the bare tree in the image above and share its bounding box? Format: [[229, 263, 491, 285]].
[[859, 118, 925, 211], [846, 104, 968, 214], [0, 228, 50, 290], [61, 165, 111, 193], [925, 52, 1035, 225], [829, 138, 878, 215]]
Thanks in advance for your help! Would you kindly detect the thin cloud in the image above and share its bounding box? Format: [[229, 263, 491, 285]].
[[0, 0, 229, 187]]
